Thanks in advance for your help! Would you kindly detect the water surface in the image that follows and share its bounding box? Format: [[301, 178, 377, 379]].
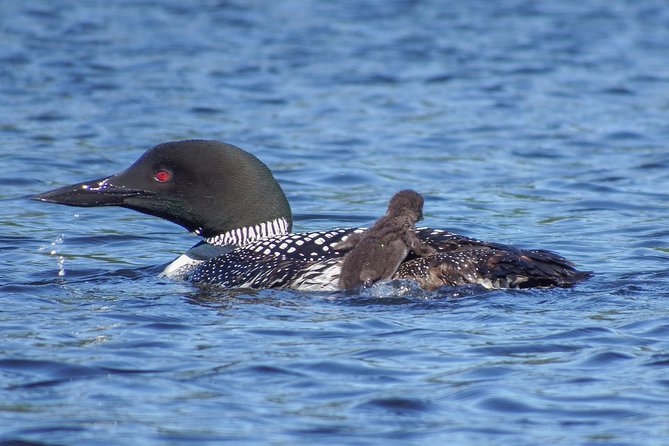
[[2, 1, 669, 445]]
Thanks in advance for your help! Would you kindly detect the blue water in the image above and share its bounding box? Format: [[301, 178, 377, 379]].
[[2, 1, 669, 444]]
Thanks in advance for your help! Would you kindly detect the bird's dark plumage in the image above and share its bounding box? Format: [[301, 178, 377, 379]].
[[336, 190, 436, 289]]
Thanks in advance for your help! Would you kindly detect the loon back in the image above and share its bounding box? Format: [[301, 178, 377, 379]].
[[33, 139, 591, 291], [182, 227, 588, 291]]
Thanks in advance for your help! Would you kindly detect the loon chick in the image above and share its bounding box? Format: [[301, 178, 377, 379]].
[[336, 190, 436, 289], [33, 139, 590, 291]]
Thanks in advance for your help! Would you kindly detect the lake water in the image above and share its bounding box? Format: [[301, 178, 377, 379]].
[[2, 1, 669, 445]]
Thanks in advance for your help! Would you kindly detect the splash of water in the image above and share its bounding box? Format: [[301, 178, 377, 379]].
[[39, 234, 66, 277]]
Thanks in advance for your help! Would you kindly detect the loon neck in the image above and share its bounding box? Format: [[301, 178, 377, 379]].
[[202, 217, 290, 247]]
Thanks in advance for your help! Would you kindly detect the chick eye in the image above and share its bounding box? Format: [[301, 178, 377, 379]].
[[154, 169, 172, 183]]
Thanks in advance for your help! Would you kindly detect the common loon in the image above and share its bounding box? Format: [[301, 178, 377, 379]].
[[336, 190, 436, 289], [33, 139, 590, 291]]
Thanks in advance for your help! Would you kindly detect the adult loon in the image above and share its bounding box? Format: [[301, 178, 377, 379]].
[[33, 140, 590, 291]]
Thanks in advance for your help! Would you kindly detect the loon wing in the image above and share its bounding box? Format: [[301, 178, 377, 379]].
[[396, 228, 591, 289]]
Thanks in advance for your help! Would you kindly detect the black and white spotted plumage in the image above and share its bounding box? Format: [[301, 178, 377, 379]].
[[188, 228, 360, 290], [185, 227, 589, 291], [396, 229, 589, 290]]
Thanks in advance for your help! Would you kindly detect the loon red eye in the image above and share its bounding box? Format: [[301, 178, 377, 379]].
[[154, 169, 171, 183]]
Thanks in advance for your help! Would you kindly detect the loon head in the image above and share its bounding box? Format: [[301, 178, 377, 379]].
[[386, 189, 425, 222], [33, 140, 293, 238]]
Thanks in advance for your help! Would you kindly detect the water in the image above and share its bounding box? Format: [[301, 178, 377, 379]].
[[2, 0, 669, 444]]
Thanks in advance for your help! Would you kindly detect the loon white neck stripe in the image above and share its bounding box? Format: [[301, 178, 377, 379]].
[[205, 217, 289, 247]]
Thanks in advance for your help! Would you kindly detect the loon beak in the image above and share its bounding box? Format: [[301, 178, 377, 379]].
[[32, 176, 147, 207]]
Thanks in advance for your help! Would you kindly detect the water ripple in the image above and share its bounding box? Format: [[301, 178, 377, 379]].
[[3, 0, 669, 445]]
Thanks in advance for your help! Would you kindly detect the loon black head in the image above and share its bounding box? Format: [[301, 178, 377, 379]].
[[33, 140, 293, 238]]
